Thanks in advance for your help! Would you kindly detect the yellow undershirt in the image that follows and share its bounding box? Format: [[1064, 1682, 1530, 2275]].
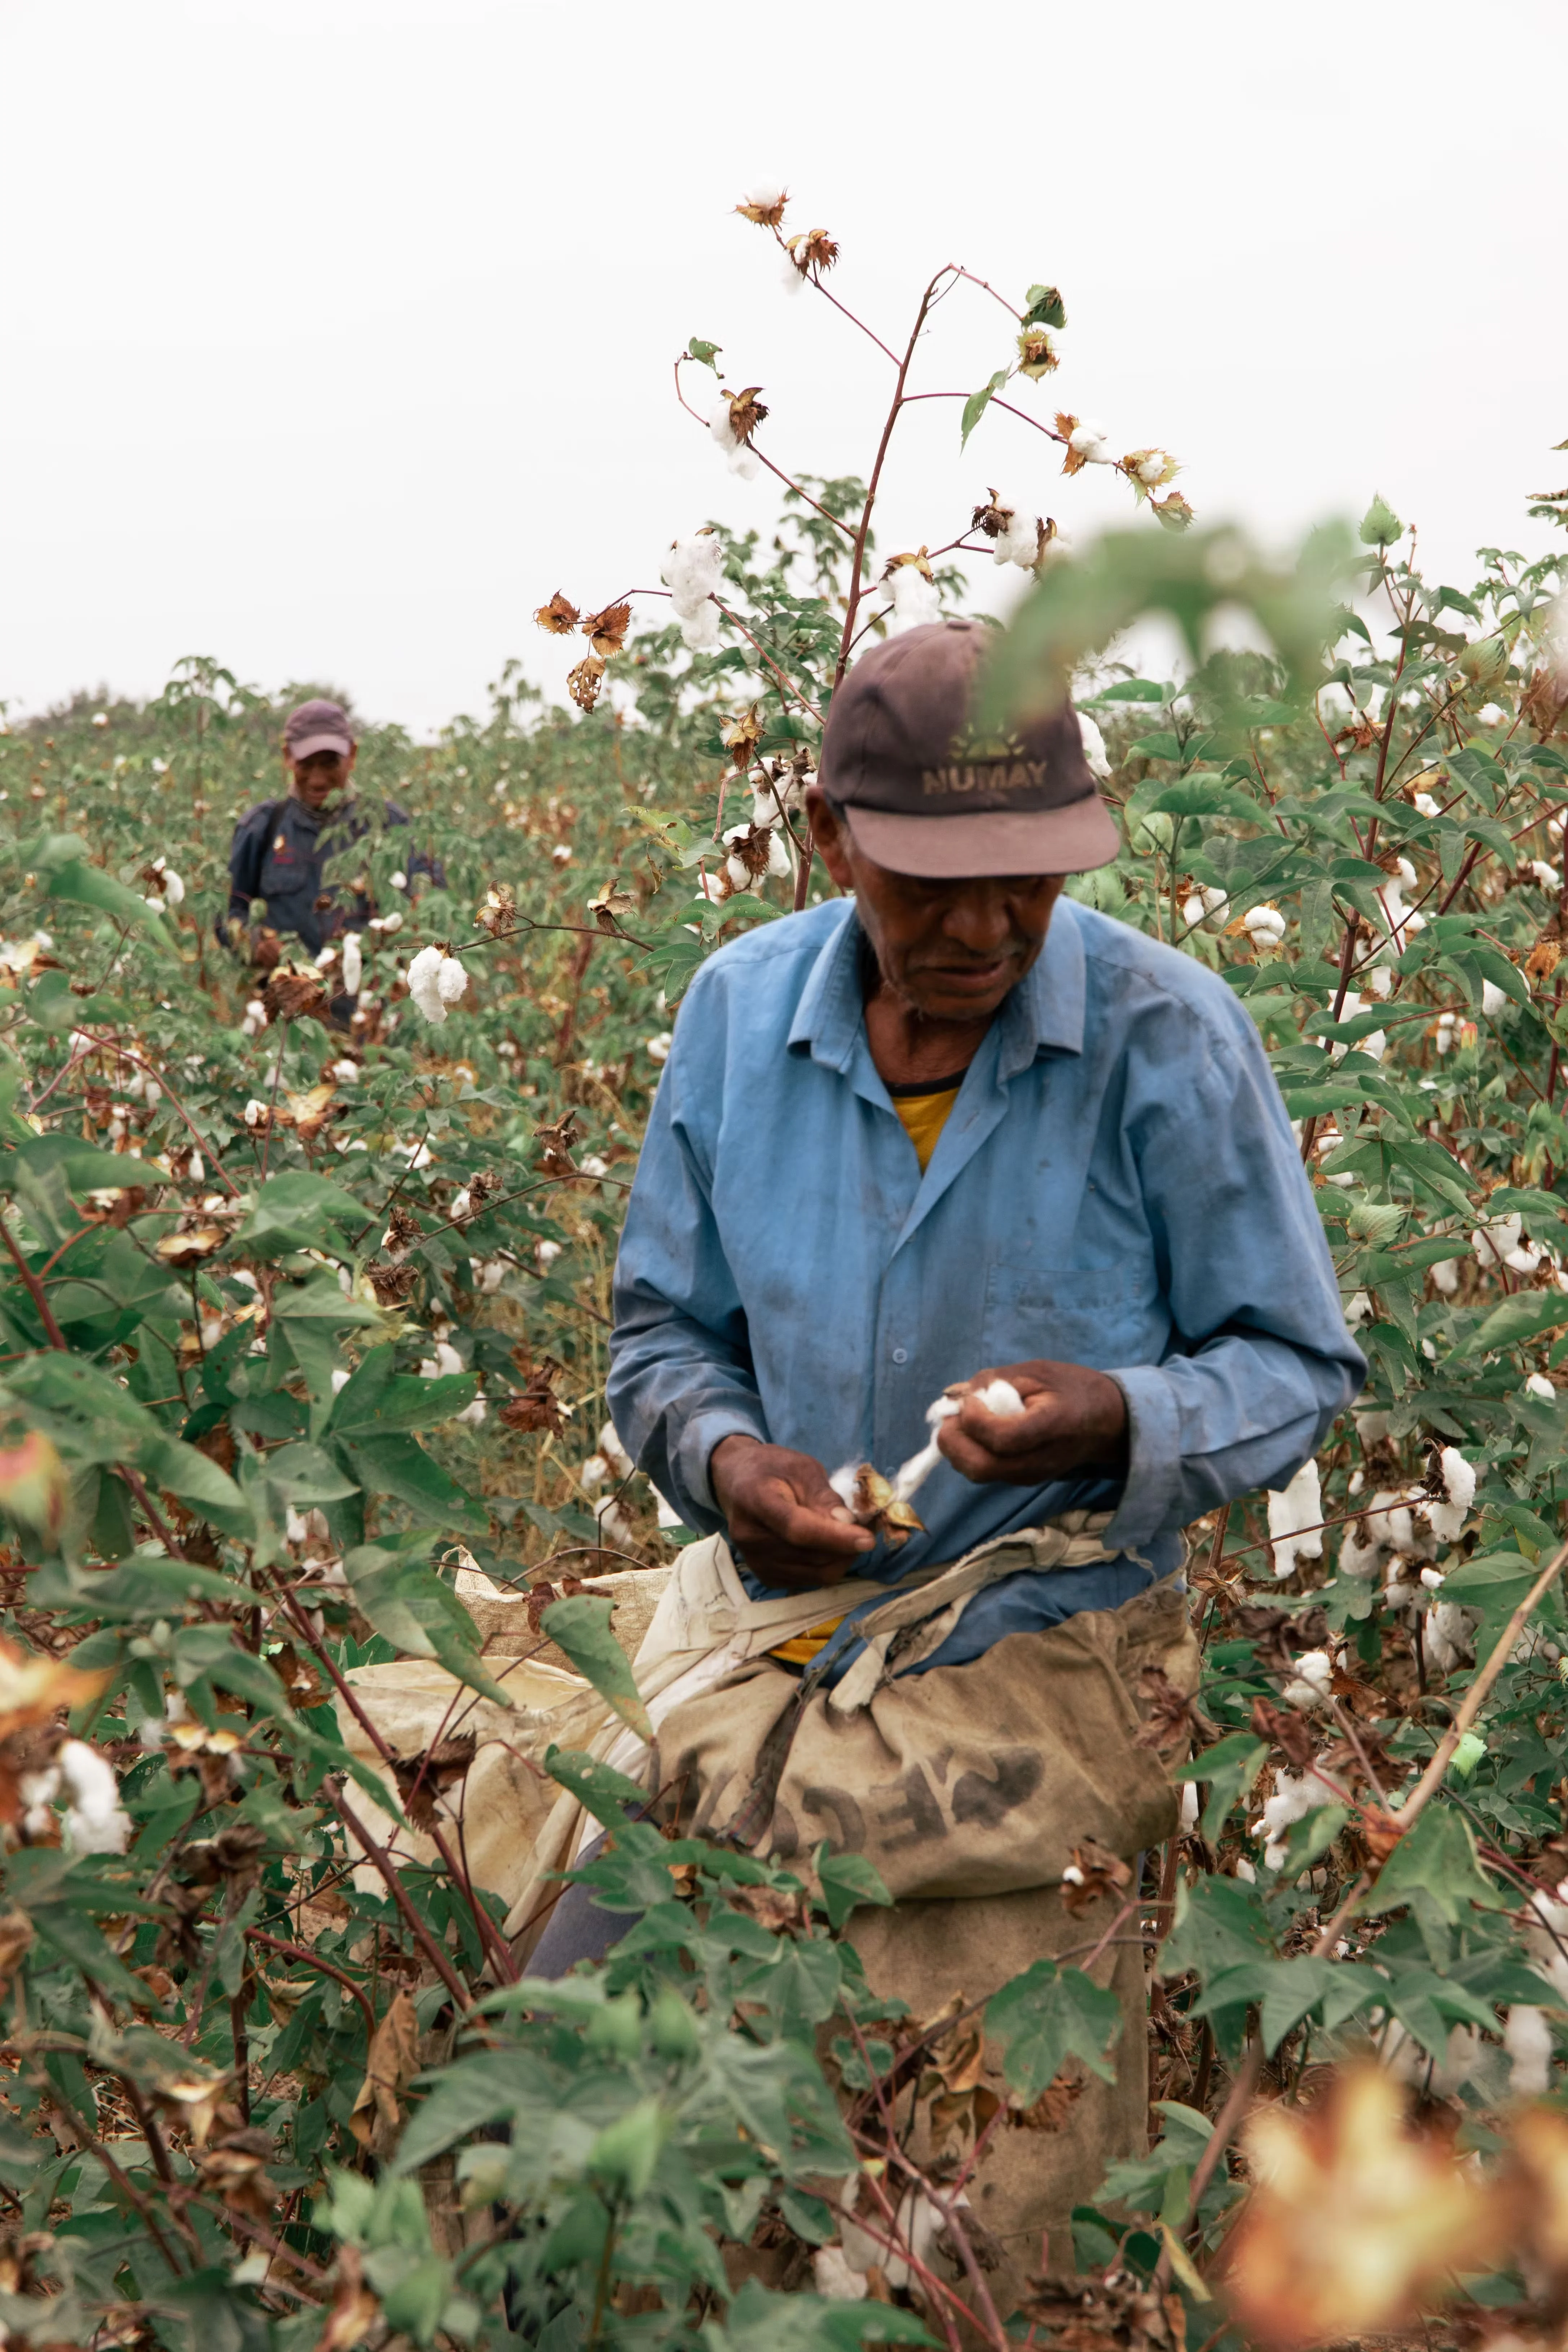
[[770, 1071, 966, 1666]]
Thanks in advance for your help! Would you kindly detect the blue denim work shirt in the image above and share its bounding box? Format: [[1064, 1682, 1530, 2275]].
[[608, 897, 1364, 1682]]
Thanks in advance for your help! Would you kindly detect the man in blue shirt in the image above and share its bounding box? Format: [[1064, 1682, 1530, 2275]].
[[609, 620, 1362, 1681]]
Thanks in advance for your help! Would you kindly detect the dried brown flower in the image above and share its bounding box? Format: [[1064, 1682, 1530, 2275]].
[[580, 601, 631, 657], [534, 591, 581, 635], [568, 655, 606, 713]]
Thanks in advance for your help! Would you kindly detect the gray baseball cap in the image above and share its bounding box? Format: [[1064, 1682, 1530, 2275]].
[[285, 699, 356, 762], [818, 618, 1117, 878]]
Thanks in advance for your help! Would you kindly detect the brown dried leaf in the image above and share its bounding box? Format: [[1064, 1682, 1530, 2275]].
[[840, 1463, 924, 1550], [1010, 2075, 1085, 2133], [568, 655, 606, 713], [500, 1355, 569, 1437], [587, 881, 636, 933], [390, 1732, 476, 1835], [723, 386, 768, 444], [723, 705, 764, 771], [534, 591, 581, 635], [365, 1259, 418, 1306], [348, 1987, 420, 2157], [318, 2243, 381, 2352], [262, 969, 329, 1027]]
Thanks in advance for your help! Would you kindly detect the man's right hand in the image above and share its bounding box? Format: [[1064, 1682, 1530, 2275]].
[[709, 1435, 875, 1593]]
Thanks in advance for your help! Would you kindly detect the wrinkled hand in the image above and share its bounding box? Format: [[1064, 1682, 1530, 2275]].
[[937, 1360, 1129, 1486], [709, 1435, 875, 1593]]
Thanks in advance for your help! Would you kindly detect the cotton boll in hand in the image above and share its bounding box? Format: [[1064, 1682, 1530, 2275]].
[[891, 1395, 962, 1504], [970, 1378, 1026, 1419], [1267, 1458, 1323, 1579]]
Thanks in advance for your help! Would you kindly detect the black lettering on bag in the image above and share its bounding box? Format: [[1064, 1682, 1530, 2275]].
[[950, 1746, 1043, 1828], [869, 1764, 945, 1851], [799, 1784, 867, 1851]]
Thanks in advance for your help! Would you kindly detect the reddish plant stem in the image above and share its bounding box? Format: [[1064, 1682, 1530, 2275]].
[[328, 1783, 472, 2010]]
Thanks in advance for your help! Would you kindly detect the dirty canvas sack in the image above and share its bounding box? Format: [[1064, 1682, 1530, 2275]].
[[649, 1575, 1199, 1901]]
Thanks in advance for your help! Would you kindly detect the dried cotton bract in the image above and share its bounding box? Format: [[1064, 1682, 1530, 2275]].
[[709, 389, 766, 481], [406, 945, 469, 1026]]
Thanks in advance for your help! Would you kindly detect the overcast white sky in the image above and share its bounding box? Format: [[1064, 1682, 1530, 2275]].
[[2, 0, 1564, 737]]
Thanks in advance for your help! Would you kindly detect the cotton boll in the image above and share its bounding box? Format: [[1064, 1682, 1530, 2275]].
[[891, 1394, 964, 1503], [661, 533, 726, 615], [678, 600, 722, 653], [1482, 978, 1508, 1018], [813, 2247, 869, 2301], [827, 1463, 861, 1511], [972, 1378, 1026, 1419], [406, 944, 446, 1023], [780, 247, 806, 296], [1068, 420, 1112, 464], [419, 1341, 464, 1379], [1339, 1523, 1386, 1582], [884, 566, 941, 631], [1078, 712, 1111, 781], [1179, 1782, 1200, 1829], [1504, 2003, 1554, 2098], [594, 1494, 637, 1551], [56, 1739, 132, 1856], [342, 932, 362, 995], [1258, 1765, 1339, 1871], [1425, 1600, 1476, 1676], [1472, 1214, 1524, 1269], [1527, 1371, 1557, 1401], [741, 175, 785, 213], [580, 1453, 611, 1492], [330, 1367, 351, 1395], [1431, 1258, 1461, 1296], [1363, 1489, 1417, 1552], [1267, 1458, 1323, 1579], [1366, 963, 1394, 999], [1282, 1649, 1335, 1709], [457, 1397, 488, 1428], [1440, 1448, 1476, 1512]]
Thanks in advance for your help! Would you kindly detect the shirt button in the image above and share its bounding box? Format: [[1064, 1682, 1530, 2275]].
[[891, 1347, 908, 1365]]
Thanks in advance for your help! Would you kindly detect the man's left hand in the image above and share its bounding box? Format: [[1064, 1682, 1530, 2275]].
[[937, 1360, 1129, 1486]]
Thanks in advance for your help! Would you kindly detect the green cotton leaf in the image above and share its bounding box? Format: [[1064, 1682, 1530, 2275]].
[[1361, 1801, 1507, 1925], [270, 1276, 382, 1325], [1128, 731, 1184, 762], [142, 1434, 250, 1531], [342, 1433, 489, 1536], [42, 858, 171, 945], [1175, 1732, 1267, 1842], [254, 1441, 360, 1505], [1359, 493, 1404, 547], [339, 1542, 511, 1703], [813, 1844, 893, 1932], [539, 1594, 651, 1738], [1143, 778, 1262, 822], [1470, 1292, 1568, 1357], [687, 337, 722, 369], [1023, 283, 1066, 329], [710, 2279, 937, 2349], [326, 1345, 477, 1437], [6, 1136, 151, 1194], [239, 1172, 367, 1254], [545, 1745, 651, 1825], [1469, 945, 1531, 1009], [1255, 1957, 1382, 2055], [960, 368, 1010, 449], [1330, 603, 1372, 646], [1345, 1201, 1405, 1247], [1082, 679, 1170, 705], [984, 1957, 1122, 2101]]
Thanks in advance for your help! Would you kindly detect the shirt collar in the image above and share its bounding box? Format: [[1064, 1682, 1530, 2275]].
[[787, 896, 1087, 1077]]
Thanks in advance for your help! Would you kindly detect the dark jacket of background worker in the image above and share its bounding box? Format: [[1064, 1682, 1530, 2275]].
[[220, 698, 441, 966]]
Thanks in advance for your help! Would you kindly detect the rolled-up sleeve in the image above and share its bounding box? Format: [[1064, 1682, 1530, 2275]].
[[607, 1040, 770, 1532], [1102, 994, 1365, 1551]]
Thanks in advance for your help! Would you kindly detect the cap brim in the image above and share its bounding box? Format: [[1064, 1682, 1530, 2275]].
[[843, 793, 1120, 880], [289, 734, 354, 762]]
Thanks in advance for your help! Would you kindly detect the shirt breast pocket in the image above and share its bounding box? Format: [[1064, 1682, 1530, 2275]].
[[984, 1262, 1143, 1370]]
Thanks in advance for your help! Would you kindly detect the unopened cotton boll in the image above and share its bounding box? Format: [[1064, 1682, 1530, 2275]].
[[1266, 1458, 1323, 1578], [342, 933, 362, 995], [1078, 712, 1111, 781], [56, 1739, 132, 1856]]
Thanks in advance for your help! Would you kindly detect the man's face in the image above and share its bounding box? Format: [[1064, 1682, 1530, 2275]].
[[808, 790, 1065, 1025], [286, 745, 356, 811]]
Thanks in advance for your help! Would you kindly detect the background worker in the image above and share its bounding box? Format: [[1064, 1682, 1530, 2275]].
[[221, 697, 440, 974], [599, 617, 1364, 2302]]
